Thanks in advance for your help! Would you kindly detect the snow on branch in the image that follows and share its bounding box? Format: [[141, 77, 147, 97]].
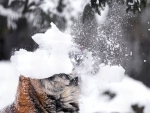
[[5, 0, 148, 30], [0, 5, 21, 20], [90, 0, 147, 14], [126, 0, 147, 13], [0, 4, 21, 29], [39, 0, 89, 26]]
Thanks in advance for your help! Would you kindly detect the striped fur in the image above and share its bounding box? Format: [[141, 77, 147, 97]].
[[0, 74, 79, 113]]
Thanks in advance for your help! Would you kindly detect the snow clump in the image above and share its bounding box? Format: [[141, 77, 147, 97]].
[[11, 23, 74, 79]]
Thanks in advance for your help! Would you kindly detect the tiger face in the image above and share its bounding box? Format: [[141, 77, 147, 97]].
[[0, 74, 79, 113]]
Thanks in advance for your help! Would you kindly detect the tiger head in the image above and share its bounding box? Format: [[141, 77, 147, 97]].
[[1, 74, 79, 113]]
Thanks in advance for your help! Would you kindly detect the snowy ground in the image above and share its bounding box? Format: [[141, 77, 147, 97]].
[[80, 75, 150, 113]]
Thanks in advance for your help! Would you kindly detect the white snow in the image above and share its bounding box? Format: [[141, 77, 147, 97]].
[[97, 64, 125, 83], [80, 72, 150, 113], [11, 23, 74, 79], [0, 61, 19, 109]]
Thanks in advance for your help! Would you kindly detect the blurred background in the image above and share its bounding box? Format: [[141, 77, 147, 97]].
[[0, 0, 150, 88]]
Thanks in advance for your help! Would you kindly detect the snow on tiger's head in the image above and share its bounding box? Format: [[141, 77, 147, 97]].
[[11, 23, 74, 79]]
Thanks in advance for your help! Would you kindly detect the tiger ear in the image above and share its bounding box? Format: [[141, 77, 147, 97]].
[[69, 77, 78, 86], [19, 75, 29, 82]]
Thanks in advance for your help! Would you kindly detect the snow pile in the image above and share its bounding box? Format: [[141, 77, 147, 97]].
[[74, 51, 125, 83], [97, 64, 125, 83], [79, 65, 150, 113], [0, 61, 19, 109], [11, 23, 74, 79], [80, 63, 125, 97], [77, 54, 150, 113]]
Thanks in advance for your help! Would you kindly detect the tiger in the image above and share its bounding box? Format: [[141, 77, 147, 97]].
[[0, 74, 79, 113]]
